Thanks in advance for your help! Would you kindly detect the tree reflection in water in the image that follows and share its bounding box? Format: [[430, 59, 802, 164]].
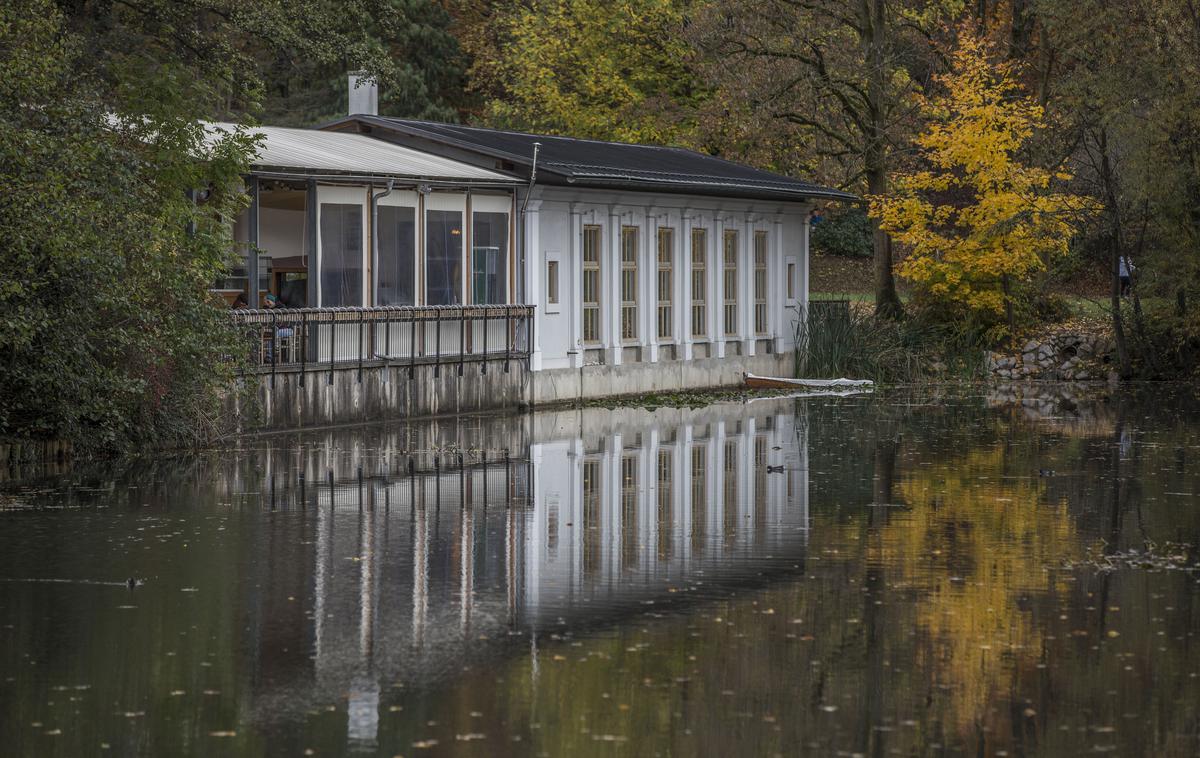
[[1, 386, 1198, 757]]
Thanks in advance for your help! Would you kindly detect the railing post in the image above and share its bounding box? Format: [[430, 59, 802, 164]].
[[482, 306, 489, 375], [434, 309, 441, 378], [409, 309, 417, 379], [458, 306, 466, 377], [300, 312, 307, 388], [269, 311, 277, 388], [357, 309, 364, 384], [504, 306, 511, 374], [328, 309, 335, 385]]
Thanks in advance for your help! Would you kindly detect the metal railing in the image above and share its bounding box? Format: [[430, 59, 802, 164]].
[[231, 305, 534, 384]]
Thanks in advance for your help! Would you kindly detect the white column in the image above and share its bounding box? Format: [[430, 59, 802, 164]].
[[606, 207, 623, 366], [741, 212, 757, 357], [680, 210, 693, 360], [524, 200, 544, 371], [644, 207, 658, 363], [646, 428, 660, 572], [801, 207, 812, 315], [607, 433, 622, 580], [772, 216, 786, 353], [713, 215, 727, 359], [680, 423, 694, 565]]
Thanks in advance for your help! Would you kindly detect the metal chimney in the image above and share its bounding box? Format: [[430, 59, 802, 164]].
[[348, 71, 378, 116]]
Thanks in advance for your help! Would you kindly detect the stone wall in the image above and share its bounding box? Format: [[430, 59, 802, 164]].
[[986, 329, 1114, 381]]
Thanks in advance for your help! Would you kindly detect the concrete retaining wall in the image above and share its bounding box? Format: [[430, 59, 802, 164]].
[[531, 351, 795, 406], [233, 351, 797, 432], [230, 360, 531, 432]]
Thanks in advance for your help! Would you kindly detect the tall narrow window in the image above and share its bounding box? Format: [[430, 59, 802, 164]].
[[319, 203, 363, 306], [377, 205, 415, 305], [754, 231, 768, 335], [621, 226, 639, 341], [787, 262, 796, 300], [582, 226, 602, 343], [621, 454, 639, 569], [723, 230, 738, 337], [582, 459, 602, 577], [724, 439, 738, 539], [691, 228, 707, 338], [471, 211, 508, 304], [546, 260, 559, 305], [657, 449, 673, 560], [754, 436, 768, 542], [425, 210, 462, 305], [657, 227, 674, 340]]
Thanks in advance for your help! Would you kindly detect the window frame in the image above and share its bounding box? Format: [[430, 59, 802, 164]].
[[582, 225, 603, 344], [546, 257, 560, 312], [754, 230, 769, 335], [620, 225, 639, 343], [375, 190, 419, 307], [657, 226, 674, 342], [691, 228, 707, 339], [469, 208, 510, 305], [723, 229, 738, 337]]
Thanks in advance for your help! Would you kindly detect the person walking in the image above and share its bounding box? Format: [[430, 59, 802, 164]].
[[1118, 255, 1135, 297]]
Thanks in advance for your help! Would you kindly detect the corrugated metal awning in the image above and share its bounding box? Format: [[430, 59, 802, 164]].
[[206, 122, 519, 184]]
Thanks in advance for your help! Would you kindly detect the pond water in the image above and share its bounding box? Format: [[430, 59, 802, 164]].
[[2, 385, 1199, 757]]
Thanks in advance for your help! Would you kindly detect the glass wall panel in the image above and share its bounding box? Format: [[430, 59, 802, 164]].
[[471, 211, 508, 304], [377, 205, 416, 306], [426, 210, 463, 305], [319, 203, 363, 306]]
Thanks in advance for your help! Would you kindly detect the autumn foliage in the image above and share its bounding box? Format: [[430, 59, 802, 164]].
[[871, 31, 1091, 326]]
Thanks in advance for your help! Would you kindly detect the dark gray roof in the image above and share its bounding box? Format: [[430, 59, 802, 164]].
[[323, 116, 857, 203]]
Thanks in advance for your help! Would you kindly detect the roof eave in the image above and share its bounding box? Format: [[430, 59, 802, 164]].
[[248, 164, 520, 186], [557, 176, 859, 203], [323, 115, 545, 167]]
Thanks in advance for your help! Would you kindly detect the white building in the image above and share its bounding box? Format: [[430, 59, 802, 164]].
[[321, 112, 854, 402], [221, 81, 853, 415]]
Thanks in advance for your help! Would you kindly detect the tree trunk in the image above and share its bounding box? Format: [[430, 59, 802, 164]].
[[1097, 129, 1132, 378], [864, 0, 903, 320], [1109, 241, 1132, 378], [867, 167, 902, 319]]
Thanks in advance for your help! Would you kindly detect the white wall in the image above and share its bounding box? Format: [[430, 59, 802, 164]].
[[259, 207, 305, 259], [529, 187, 811, 371]]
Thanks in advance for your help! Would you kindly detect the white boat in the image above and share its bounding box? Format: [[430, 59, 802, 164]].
[[743, 372, 875, 390]]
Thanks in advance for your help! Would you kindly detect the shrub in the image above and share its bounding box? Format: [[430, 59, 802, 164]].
[[811, 207, 873, 258]]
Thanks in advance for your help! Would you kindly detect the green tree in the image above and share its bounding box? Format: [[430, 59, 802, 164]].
[[687, 0, 965, 319], [261, 0, 472, 126], [1034, 0, 1200, 376], [457, 0, 702, 143], [0, 0, 398, 454]]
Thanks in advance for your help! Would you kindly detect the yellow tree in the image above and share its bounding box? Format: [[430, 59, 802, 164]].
[[871, 30, 1088, 327]]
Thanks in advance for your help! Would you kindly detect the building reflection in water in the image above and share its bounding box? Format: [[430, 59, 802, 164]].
[[228, 398, 808, 749]]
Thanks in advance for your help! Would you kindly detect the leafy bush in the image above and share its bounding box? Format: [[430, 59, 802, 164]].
[[810, 207, 873, 258], [0, 4, 255, 454]]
